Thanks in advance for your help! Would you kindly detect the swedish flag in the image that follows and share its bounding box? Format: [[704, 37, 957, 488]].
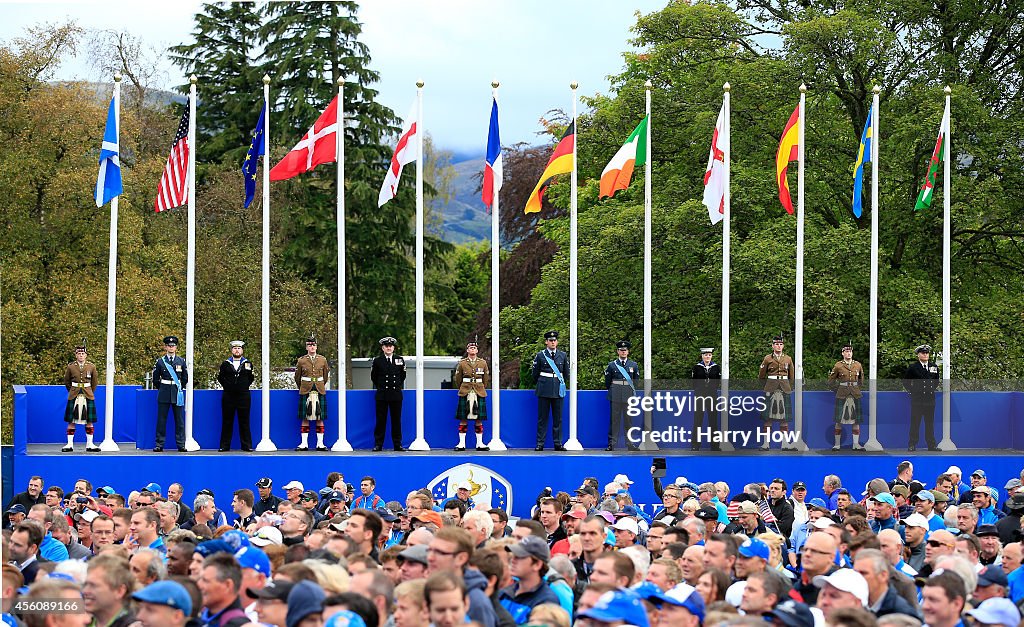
[[242, 106, 266, 208], [852, 105, 873, 218]]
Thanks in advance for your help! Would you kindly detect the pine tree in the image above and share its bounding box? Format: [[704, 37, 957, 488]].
[[169, 1, 263, 165]]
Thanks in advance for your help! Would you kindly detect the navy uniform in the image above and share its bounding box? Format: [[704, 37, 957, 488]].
[[603, 340, 639, 451], [153, 335, 188, 452], [691, 347, 722, 452], [452, 338, 490, 452], [757, 335, 795, 450], [532, 330, 569, 451], [370, 336, 406, 452], [902, 344, 940, 451], [294, 335, 330, 451], [62, 340, 100, 453], [217, 340, 254, 452], [827, 343, 864, 451]]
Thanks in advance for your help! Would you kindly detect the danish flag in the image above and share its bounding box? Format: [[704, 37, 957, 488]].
[[269, 97, 339, 181]]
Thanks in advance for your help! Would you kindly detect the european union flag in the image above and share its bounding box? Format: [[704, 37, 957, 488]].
[[852, 104, 873, 218], [242, 105, 266, 208]]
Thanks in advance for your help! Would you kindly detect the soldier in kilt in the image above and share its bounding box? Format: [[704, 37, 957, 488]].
[[294, 334, 330, 451], [757, 334, 795, 450], [63, 340, 99, 452], [827, 343, 864, 451], [452, 338, 490, 451]]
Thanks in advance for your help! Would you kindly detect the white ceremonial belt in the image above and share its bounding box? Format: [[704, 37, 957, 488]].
[[767, 375, 787, 380], [300, 376, 324, 382], [612, 380, 632, 385], [71, 382, 89, 388], [466, 378, 483, 383], [539, 372, 558, 378], [160, 378, 176, 385], [839, 382, 859, 386]]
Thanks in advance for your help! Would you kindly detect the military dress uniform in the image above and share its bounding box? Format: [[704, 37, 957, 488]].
[[370, 337, 406, 451], [532, 331, 569, 451], [902, 345, 940, 451], [691, 348, 722, 451], [295, 338, 330, 451], [153, 336, 188, 452], [63, 342, 99, 452], [603, 340, 639, 451], [217, 341, 254, 452], [828, 346, 864, 451], [452, 342, 490, 451], [758, 336, 795, 450]]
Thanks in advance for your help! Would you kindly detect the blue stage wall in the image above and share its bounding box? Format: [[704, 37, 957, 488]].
[[15, 386, 1023, 451], [11, 451, 1024, 520]]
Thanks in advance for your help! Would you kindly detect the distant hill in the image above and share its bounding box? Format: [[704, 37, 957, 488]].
[[437, 156, 491, 245], [61, 80, 186, 109]]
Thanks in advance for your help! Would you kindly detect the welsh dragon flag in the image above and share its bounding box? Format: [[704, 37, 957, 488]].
[[915, 100, 950, 210]]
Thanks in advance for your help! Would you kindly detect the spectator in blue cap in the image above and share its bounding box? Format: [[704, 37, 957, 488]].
[[735, 537, 770, 580], [966, 597, 1022, 627], [577, 588, 650, 627], [869, 493, 897, 533], [658, 582, 705, 626], [132, 580, 192, 627], [286, 580, 325, 627], [236, 546, 271, 621], [765, 598, 815, 627], [975, 564, 1009, 602]]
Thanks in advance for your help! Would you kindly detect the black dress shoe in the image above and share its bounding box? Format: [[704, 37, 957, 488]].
[[372, 446, 383, 452], [316, 445, 329, 451], [218, 447, 230, 452], [242, 447, 253, 452], [554, 444, 567, 452], [153, 446, 163, 452], [476, 446, 490, 451], [296, 445, 309, 451], [928, 445, 940, 451], [393, 446, 406, 452], [61, 445, 73, 453], [455, 446, 466, 451], [908, 445, 916, 452], [606, 445, 615, 451], [177, 446, 187, 452], [535, 446, 544, 451], [86, 445, 100, 452]]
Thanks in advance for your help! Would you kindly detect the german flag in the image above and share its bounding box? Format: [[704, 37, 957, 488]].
[[524, 121, 575, 214], [775, 104, 800, 214]]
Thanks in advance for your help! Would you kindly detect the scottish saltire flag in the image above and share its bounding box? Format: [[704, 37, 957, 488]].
[[243, 105, 267, 208], [95, 95, 123, 207], [482, 97, 502, 208], [852, 104, 873, 218]]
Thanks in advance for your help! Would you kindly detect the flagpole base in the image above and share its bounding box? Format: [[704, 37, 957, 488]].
[[255, 439, 277, 452], [331, 439, 353, 452], [863, 438, 884, 452], [718, 442, 735, 452], [638, 439, 659, 451], [937, 438, 957, 452], [792, 438, 809, 452], [487, 438, 507, 451], [562, 438, 583, 451], [184, 438, 201, 452], [408, 438, 430, 452], [98, 438, 120, 452]]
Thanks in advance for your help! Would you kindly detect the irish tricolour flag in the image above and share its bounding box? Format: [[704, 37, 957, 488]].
[[915, 100, 950, 211], [599, 116, 648, 198]]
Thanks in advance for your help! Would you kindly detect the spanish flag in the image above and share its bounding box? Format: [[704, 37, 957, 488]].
[[524, 121, 575, 214], [775, 105, 800, 214]]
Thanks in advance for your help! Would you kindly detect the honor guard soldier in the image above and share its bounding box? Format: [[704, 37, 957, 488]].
[[63, 339, 99, 452], [452, 338, 490, 451], [902, 344, 940, 451], [532, 330, 569, 452], [295, 334, 330, 451], [828, 342, 864, 451], [370, 336, 406, 451], [217, 340, 254, 452], [603, 340, 639, 451], [153, 336, 188, 452], [691, 347, 722, 452], [758, 334, 795, 450]]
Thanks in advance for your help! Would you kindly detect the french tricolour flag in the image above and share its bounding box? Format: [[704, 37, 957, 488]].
[[482, 97, 502, 208]]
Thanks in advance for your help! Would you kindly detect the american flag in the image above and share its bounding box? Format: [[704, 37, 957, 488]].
[[154, 103, 191, 212]]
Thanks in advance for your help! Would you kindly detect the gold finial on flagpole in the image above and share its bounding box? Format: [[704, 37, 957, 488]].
[[416, 79, 424, 88], [872, 85, 880, 95], [944, 85, 951, 95], [263, 74, 270, 85], [570, 81, 578, 90], [114, 73, 122, 83], [337, 77, 345, 86], [723, 82, 731, 92], [491, 80, 499, 89], [190, 75, 197, 85], [645, 80, 652, 89], [799, 83, 807, 93]]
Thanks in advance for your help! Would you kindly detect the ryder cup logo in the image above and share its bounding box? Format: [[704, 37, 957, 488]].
[[428, 463, 513, 512]]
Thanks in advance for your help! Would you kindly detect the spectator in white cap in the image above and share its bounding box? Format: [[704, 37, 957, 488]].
[[852, 548, 920, 619], [613, 474, 634, 489], [813, 568, 868, 620], [453, 482, 476, 510], [612, 517, 639, 549], [283, 481, 304, 505], [944, 466, 969, 502], [967, 597, 1022, 627]]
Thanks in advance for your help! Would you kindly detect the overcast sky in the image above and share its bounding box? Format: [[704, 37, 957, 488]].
[[2, 0, 665, 158]]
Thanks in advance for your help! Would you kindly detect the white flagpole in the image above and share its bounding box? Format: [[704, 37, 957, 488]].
[[639, 80, 658, 452], [488, 80, 507, 451], [410, 80, 429, 451], [184, 75, 200, 452], [333, 78, 353, 451], [564, 81, 583, 451], [255, 75, 276, 452], [865, 86, 883, 451], [938, 86, 956, 450], [793, 84, 807, 451], [718, 83, 733, 452], [99, 74, 122, 452]]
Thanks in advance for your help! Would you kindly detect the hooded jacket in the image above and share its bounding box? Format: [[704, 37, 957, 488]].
[[464, 567, 497, 627]]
